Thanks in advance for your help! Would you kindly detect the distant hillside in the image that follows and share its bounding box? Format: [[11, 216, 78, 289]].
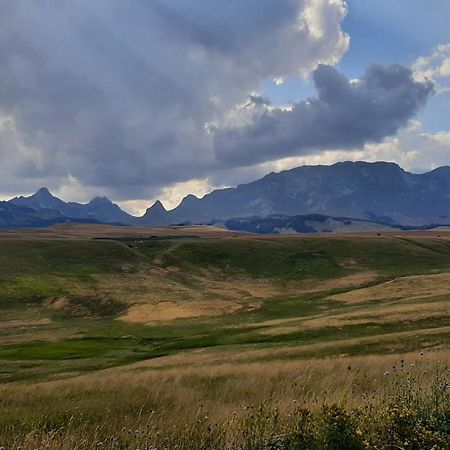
[[10, 188, 135, 225], [0, 202, 98, 228], [221, 214, 446, 234], [4, 161, 450, 229], [222, 214, 391, 234], [142, 161, 450, 226]]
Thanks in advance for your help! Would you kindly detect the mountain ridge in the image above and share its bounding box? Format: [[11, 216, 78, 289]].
[[10, 189, 135, 225], [0, 202, 100, 228], [5, 161, 450, 228], [144, 161, 450, 226]]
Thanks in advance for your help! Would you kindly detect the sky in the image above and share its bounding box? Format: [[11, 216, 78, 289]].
[[0, 0, 449, 215]]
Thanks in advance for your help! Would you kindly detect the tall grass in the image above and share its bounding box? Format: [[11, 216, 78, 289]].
[[0, 352, 448, 449]]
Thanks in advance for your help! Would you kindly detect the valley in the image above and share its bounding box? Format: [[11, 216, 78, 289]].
[[0, 225, 449, 448]]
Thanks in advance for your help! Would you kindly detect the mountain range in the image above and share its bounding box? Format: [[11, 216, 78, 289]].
[[4, 161, 450, 230], [10, 187, 135, 225]]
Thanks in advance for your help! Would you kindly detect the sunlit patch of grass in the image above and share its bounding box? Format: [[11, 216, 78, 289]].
[[0, 352, 448, 449], [0, 275, 65, 307]]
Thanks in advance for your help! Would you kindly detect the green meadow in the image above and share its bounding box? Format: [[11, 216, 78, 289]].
[[0, 232, 449, 448]]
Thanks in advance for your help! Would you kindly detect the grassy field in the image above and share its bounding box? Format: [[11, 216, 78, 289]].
[[0, 228, 449, 448]]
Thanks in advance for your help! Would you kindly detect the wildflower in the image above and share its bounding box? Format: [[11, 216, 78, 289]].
[[384, 371, 390, 376]]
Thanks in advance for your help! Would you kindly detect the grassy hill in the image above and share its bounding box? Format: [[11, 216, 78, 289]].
[[0, 231, 449, 448]]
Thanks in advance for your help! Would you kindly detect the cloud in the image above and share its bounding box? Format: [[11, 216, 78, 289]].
[[0, 0, 349, 201], [414, 43, 450, 89], [362, 121, 450, 173], [0, 114, 65, 197], [242, 120, 450, 179], [213, 64, 434, 166]]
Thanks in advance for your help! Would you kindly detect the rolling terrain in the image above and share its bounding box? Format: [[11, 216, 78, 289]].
[[0, 226, 449, 448]]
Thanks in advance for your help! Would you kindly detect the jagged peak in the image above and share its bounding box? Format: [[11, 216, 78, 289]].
[[147, 200, 167, 212], [36, 187, 52, 195], [88, 196, 114, 205], [11, 187, 60, 203], [33, 187, 56, 198], [181, 194, 199, 203]]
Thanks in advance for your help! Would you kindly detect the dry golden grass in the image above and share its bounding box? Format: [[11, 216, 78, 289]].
[[124, 325, 450, 371], [4, 264, 445, 341], [0, 223, 240, 240], [316, 270, 378, 289], [255, 298, 450, 336], [0, 350, 448, 449], [92, 266, 381, 326], [120, 300, 244, 323], [6, 350, 447, 408], [99, 265, 379, 325], [89, 269, 277, 304], [2, 222, 450, 241], [329, 272, 450, 303], [0, 318, 51, 330]]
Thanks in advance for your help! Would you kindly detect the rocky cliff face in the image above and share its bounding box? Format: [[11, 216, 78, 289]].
[[144, 162, 450, 226]]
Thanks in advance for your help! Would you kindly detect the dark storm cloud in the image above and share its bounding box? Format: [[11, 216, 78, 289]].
[[0, 0, 350, 199], [214, 64, 434, 166]]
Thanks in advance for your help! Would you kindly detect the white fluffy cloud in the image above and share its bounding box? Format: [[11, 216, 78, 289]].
[[252, 121, 450, 177], [414, 43, 450, 92], [363, 122, 450, 172]]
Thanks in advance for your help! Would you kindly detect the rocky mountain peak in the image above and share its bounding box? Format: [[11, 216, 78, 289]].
[[35, 187, 54, 198]]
